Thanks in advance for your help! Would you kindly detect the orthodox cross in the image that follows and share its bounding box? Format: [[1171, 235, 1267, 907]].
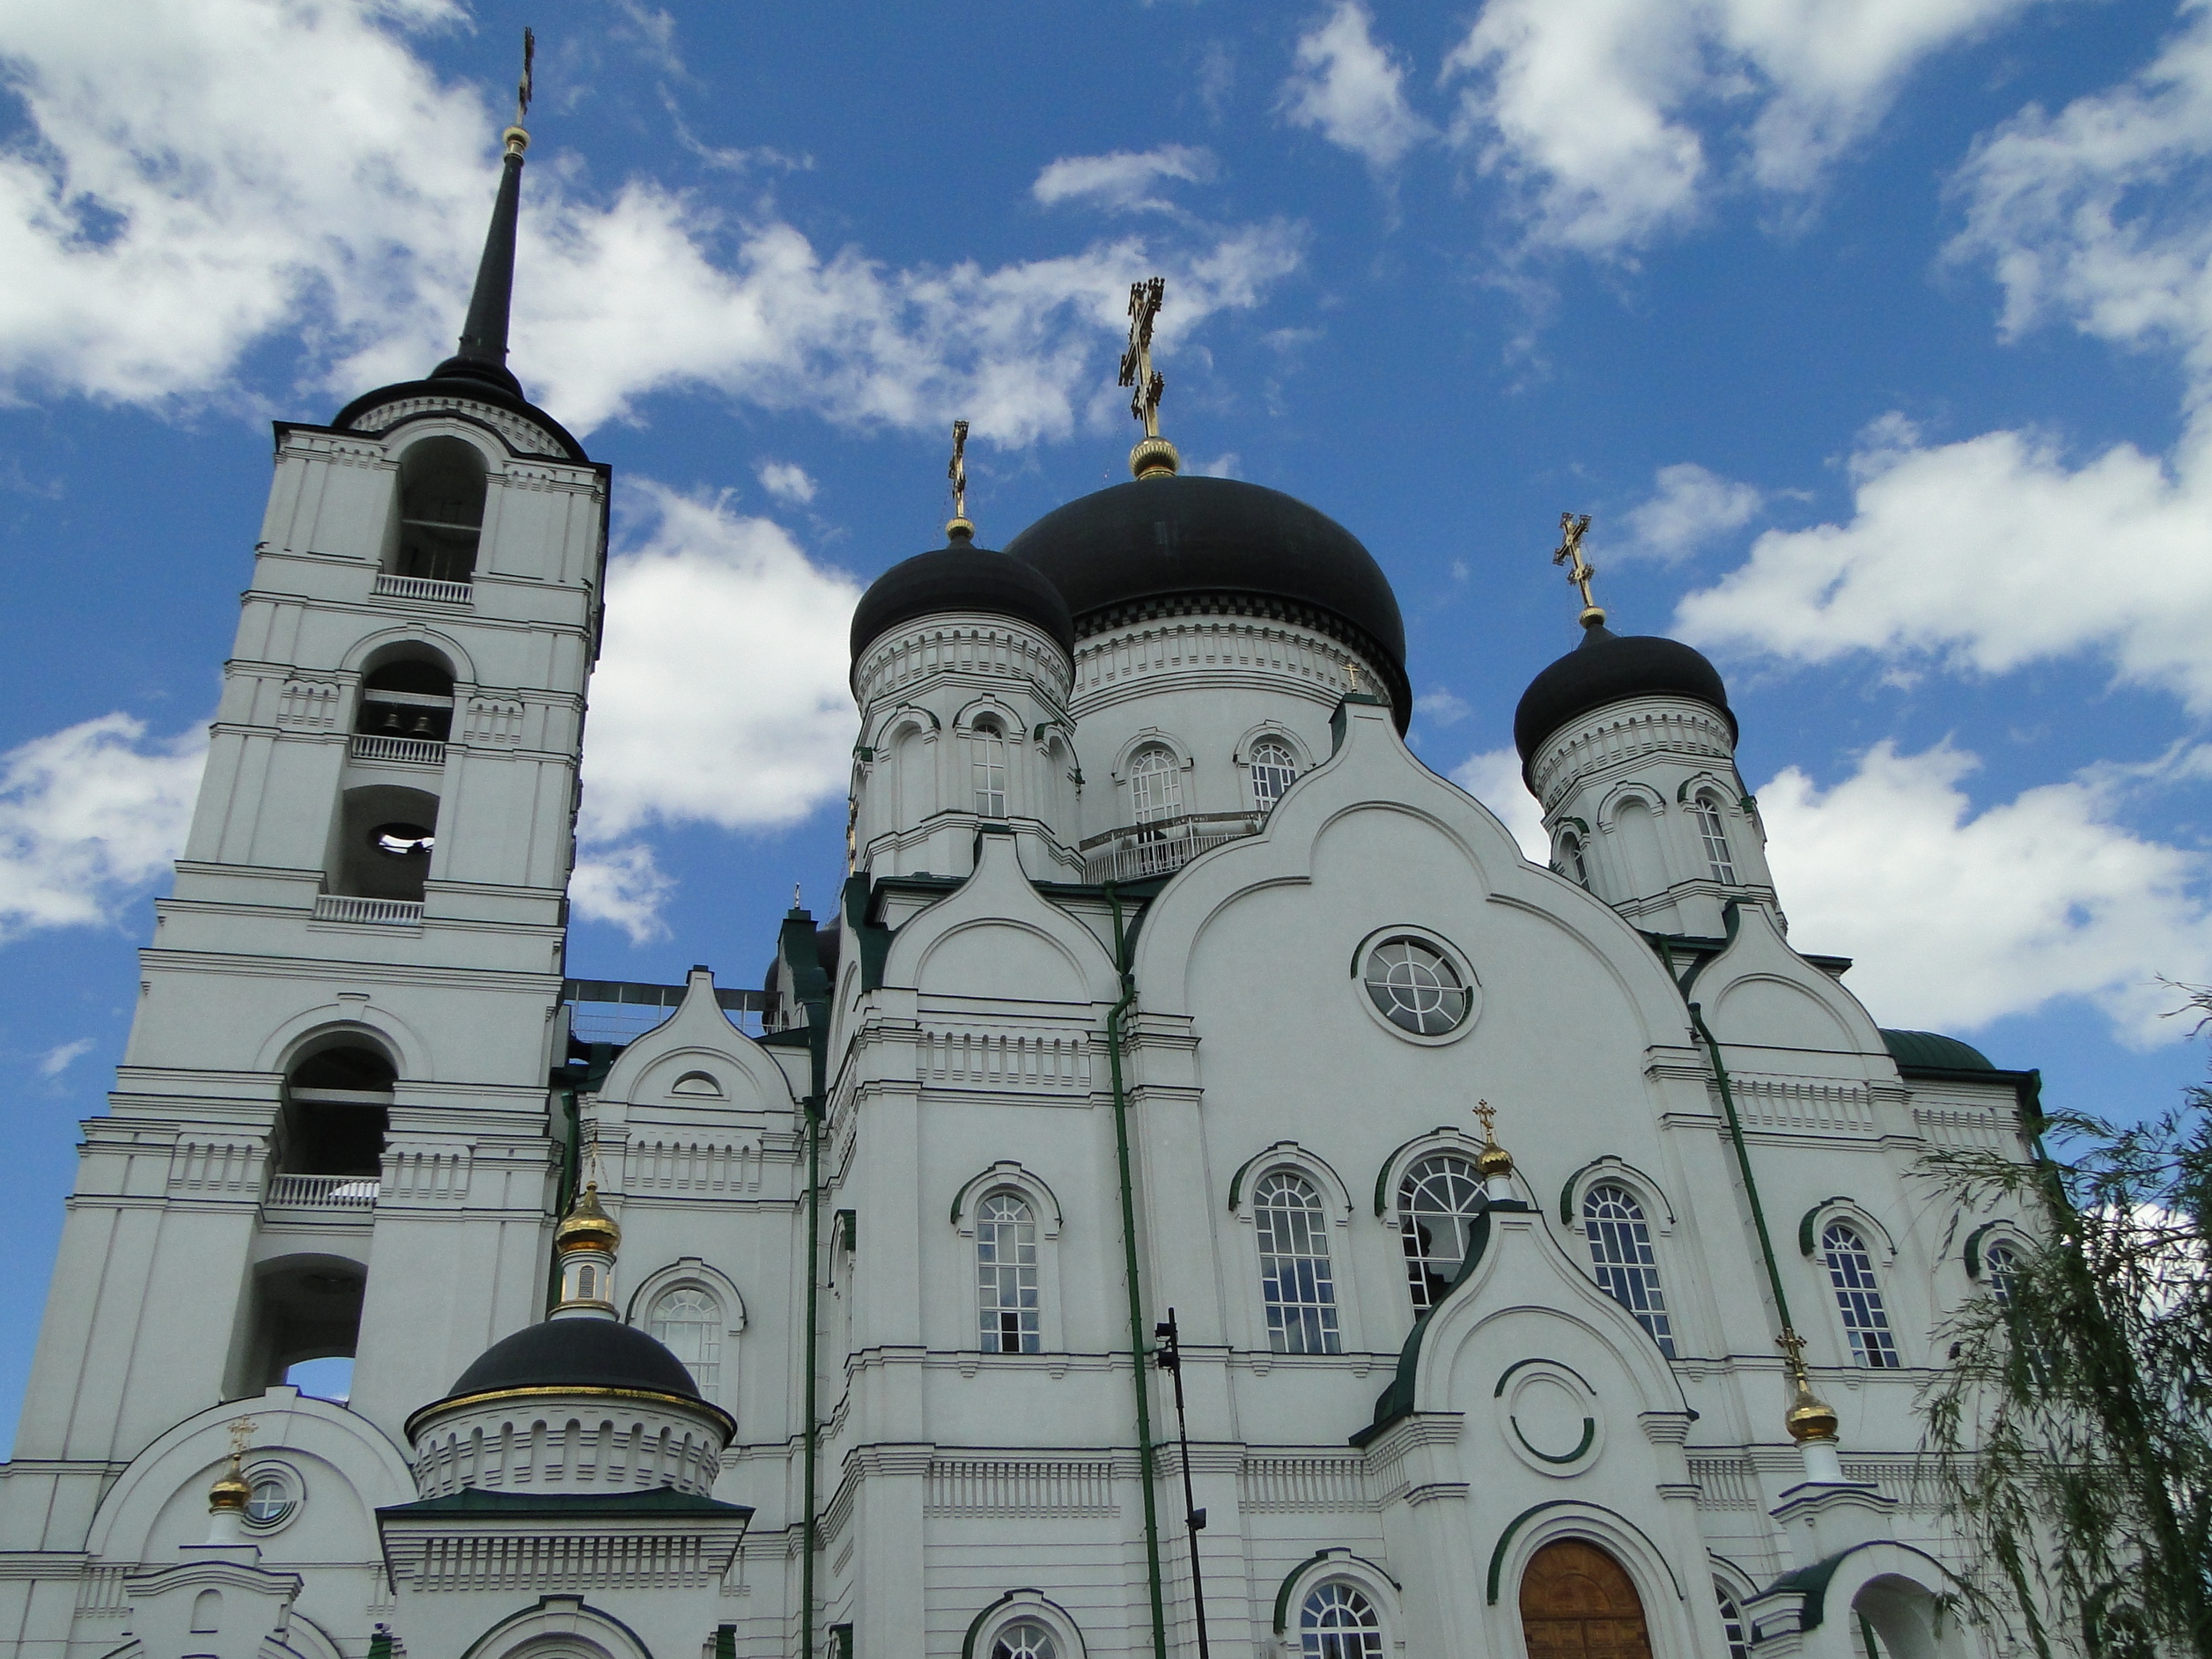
[[1552, 512, 1603, 623], [515, 27, 536, 128], [1120, 277, 1167, 437], [1473, 1098, 1499, 1147], [1342, 659, 1361, 694], [947, 419, 970, 525], [1776, 1327, 1810, 1380], [226, 1417, 257, 1468]]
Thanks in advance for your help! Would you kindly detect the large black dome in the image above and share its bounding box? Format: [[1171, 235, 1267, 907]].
[[850, 534, 1076, 667], [1004, 476, 1410, 726], [1513, 623, 1735, 774], [445, 1317, 701, 1401]]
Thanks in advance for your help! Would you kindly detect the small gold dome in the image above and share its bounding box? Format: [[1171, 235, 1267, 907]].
[[1130, 436, 1181, 479], [556, 1182, 620, 1254], [208, 1465, 250, 1514], [1785, 1371, 1840, 1442], [1477, 1141, 1515, 1179]]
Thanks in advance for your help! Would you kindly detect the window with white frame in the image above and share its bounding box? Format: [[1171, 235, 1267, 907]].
[[1398, 1154, 1484, 1314], [1300, 1582, 1384, 1659], [1821, 1220, 1899, 1368], [990, 1621, 1058, 1659], [1692, 792, 1738, 882], [971, 718, 1008, 817], [1716, 1582, 1751, 1659], [977, 1192, 1041, 1353], [1128, 744, 1182, 826], [1250, 737, 1299, 809], [1559, 833, 1590, 887], [1361, 936, 1472, 1036], [1983, 1239, 2023, 1309], [648, 1285, 724, 1392], [1254, 1171, 1341, 1353], [1582, 1183, 1677, 1356]]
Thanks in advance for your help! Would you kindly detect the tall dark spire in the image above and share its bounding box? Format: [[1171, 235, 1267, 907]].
[[431, 30, 534, 398]]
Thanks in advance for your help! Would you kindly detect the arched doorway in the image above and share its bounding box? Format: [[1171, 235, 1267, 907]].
[[1518, 1538, 1653, 1659]]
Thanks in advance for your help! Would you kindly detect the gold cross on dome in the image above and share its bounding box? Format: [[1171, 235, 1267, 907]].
[[515, 27, 536, 128], [1552, 512, 1604, 626], [1776, 1327, 1810, 1377], [1119, 277, 1167, 438], [227, 1418, 257, 1462], [947, 419, 970, 524], [1473, 1098, 1498, 1146]]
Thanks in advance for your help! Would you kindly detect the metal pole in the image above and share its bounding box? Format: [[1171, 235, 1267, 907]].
[[1155, 1309, 1212, 1659]]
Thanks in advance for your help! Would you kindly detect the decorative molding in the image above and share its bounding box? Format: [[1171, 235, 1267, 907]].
[[459, 697, 527, 748], [276, 679, 343, 733], [1238, 1454, 1371, 1513], [924, 1456, 1117, 1516], [1719, 1072, 1877, 1137], [921, 1028, 1093, 1094], [623, 1139, 767, 1195], [167, 1139, 262, 1193], [347, 395, 564, 461], [1530, 700, 1736, 809], [855, 616, 1073, 709], [1072, 612, 1368, 713]]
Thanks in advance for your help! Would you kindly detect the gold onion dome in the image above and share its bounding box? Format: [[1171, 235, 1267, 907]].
[[1477, 1139, 1515, 1179], [555, 1182, 620, 1253], [208, 1461, 250, 1514], [1785, 1368, 1840, 1442]]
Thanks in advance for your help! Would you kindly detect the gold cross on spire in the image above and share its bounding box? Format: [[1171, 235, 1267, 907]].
[[947, 418, 972, 538], [1552, 512, 1605, 630], [1120, 277, 1180, 478], [504, 28, 535, 157]]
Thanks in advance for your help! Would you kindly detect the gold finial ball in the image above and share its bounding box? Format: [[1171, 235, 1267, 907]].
[[503, 125, 530, 157], [1579, 605, 1607, 630], [556, 1182, 620, 1254], [1477, 1140, 1515, 1180], [209, 1467, 251, 1514], [1130, 437, 1180, 479], [1785, 1376, 1840, 1442], [945, 515, 976, 542]]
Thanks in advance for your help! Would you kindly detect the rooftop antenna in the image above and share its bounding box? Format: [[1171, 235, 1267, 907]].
[[1119, 276, 1179, 480], [1552, 512, 1605, 630]]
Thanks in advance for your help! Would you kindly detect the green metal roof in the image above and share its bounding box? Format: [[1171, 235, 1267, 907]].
[[1881, 1028, 1994, 1072]]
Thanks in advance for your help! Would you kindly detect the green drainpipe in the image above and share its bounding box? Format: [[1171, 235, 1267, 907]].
[[1105, 884, 1170, 1659], [801, 1086, 822, 1659], [1686, 999, 1794, 1331]]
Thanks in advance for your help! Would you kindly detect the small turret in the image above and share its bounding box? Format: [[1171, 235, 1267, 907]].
[[551, 1181, 621, 1316]]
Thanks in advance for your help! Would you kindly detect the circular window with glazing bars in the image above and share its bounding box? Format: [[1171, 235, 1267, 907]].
[[1359, 933, 1478, 1040]]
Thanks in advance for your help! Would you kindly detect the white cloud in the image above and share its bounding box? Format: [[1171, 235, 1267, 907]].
[[1415, 688, 1474, 728], [1758, 742, 2212, 1043], [1948, 0, 2212, 394], [1031, 145, 1218, 212], [0, 1, 1301, 440], [756, 460, 817, 505], [1280, 2, 1434, 170], [38, 1037, 93, 1079], [0, 713, 206, 943], [579, 483, 860, 842], [1449, 745, 1550, 859], [1444, 0, 2054, 254], [1675, 413, 2212, 711], [570, 843, 675, 945], [1623, 462, 1763, 561]]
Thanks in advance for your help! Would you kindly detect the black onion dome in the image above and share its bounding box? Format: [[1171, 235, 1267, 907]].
[[850, 535, 1077, 667], [446, 1318, 701, 1401], [1513, 623, 1736, 773], [1004, 477, 1411, 728]]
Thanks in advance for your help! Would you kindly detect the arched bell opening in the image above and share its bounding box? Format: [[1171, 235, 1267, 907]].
[[328, 784, 440, 903], [274, 1039, 393, 1182], [390, 436, 486, 585], [354, 647, 456, 745], [232, 1251, 367, 1399]]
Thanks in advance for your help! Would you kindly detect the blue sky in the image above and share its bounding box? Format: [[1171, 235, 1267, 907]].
[[4, 0, 2211, 1440]]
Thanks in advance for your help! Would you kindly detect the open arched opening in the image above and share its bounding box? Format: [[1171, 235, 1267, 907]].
[[354, 649, 455, 746], [232, 1251, 367, 1398], [273, 1039, 392, 1185], [391, 437, 486, 585], [329, 783, 439, 904]]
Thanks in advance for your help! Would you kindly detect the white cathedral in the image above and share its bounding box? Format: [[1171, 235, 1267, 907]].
[[0, 101, 2046, 1659]]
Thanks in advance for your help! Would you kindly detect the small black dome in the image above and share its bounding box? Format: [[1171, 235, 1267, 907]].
[[446, 1317, 700, 1401], [1005, 477, 1410, 726], [850, 535, 1076, 667], [1513, 623, 1736, 771]]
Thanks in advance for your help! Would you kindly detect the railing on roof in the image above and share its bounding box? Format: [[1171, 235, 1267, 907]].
[[562, 978, 772, 1046], [1079, 812, 1262, 884]]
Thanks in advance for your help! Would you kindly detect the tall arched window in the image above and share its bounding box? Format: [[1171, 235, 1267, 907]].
[[1398, 1154, 1484, 1314], [1254, 1171, 1340, 1353], [971, 718, 1008, 817], [977, 1192, 1040, 1353], [1300, 1582, 1383, 1659], [1559, 832, 1590, 887], [1250, 737, 1299, 809], [1716, 1582, 1751, 1659], [1128, 744, 1182, 826], [990, 1622, 1057, 1659], [648, 1285, 724, 1391], [1582, 1183, 1677, 1356], [1821, 1220, 1899, 1367], [1692, 791, 1737, 882], [394, 437, 486, 585], [1983, 1239, 2023, 1309]]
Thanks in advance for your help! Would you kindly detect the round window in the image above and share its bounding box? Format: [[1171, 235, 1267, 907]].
[[240, 1463, 301, 1531], [1363, 936, 1472, 1036]]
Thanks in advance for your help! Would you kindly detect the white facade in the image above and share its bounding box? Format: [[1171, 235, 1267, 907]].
[[0, 312, 2039, 1659]]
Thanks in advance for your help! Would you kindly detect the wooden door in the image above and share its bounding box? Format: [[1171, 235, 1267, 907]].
[[1518, 1538, 1654, 1659]]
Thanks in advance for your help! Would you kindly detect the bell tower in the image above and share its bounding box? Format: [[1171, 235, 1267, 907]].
[[6, 82, 608, 1551]]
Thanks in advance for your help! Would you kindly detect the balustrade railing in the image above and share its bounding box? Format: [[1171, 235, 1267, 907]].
[[347, 733, 446, 765], [265, 1172, 380, 1211], [1080, 813, 1259, 883], [372, 572, 473, 604], [312, 894, 424, 925]]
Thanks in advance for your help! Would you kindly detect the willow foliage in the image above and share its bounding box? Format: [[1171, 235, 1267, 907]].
[[1918, 991, 2211, 1659]]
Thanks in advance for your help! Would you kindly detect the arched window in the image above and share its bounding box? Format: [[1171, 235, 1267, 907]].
[[1250, 737, 1299, 809], [1398, 1154, 1484, 1314], [990, 1622, 1057, 1659], [1128, 744, 1182, 826], [1821, 1220, 1899, 1368], [1254, 1171, 1340, 1353], [971, 718, 1008, 817], [1983, 1239, 2023, 1309], [1582, 1183, 1677, 1356], [1716, 1582, 1751, 1659], [394, 437, 486, 585], [977, 1192, 1041, 1353], [648, 1285, 724, 1391], [1559, 832, 1590, 887], [1692, 791, 1737, 883], [1300, 1582, 1383, 1659], [354, 655, 455, 744]]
